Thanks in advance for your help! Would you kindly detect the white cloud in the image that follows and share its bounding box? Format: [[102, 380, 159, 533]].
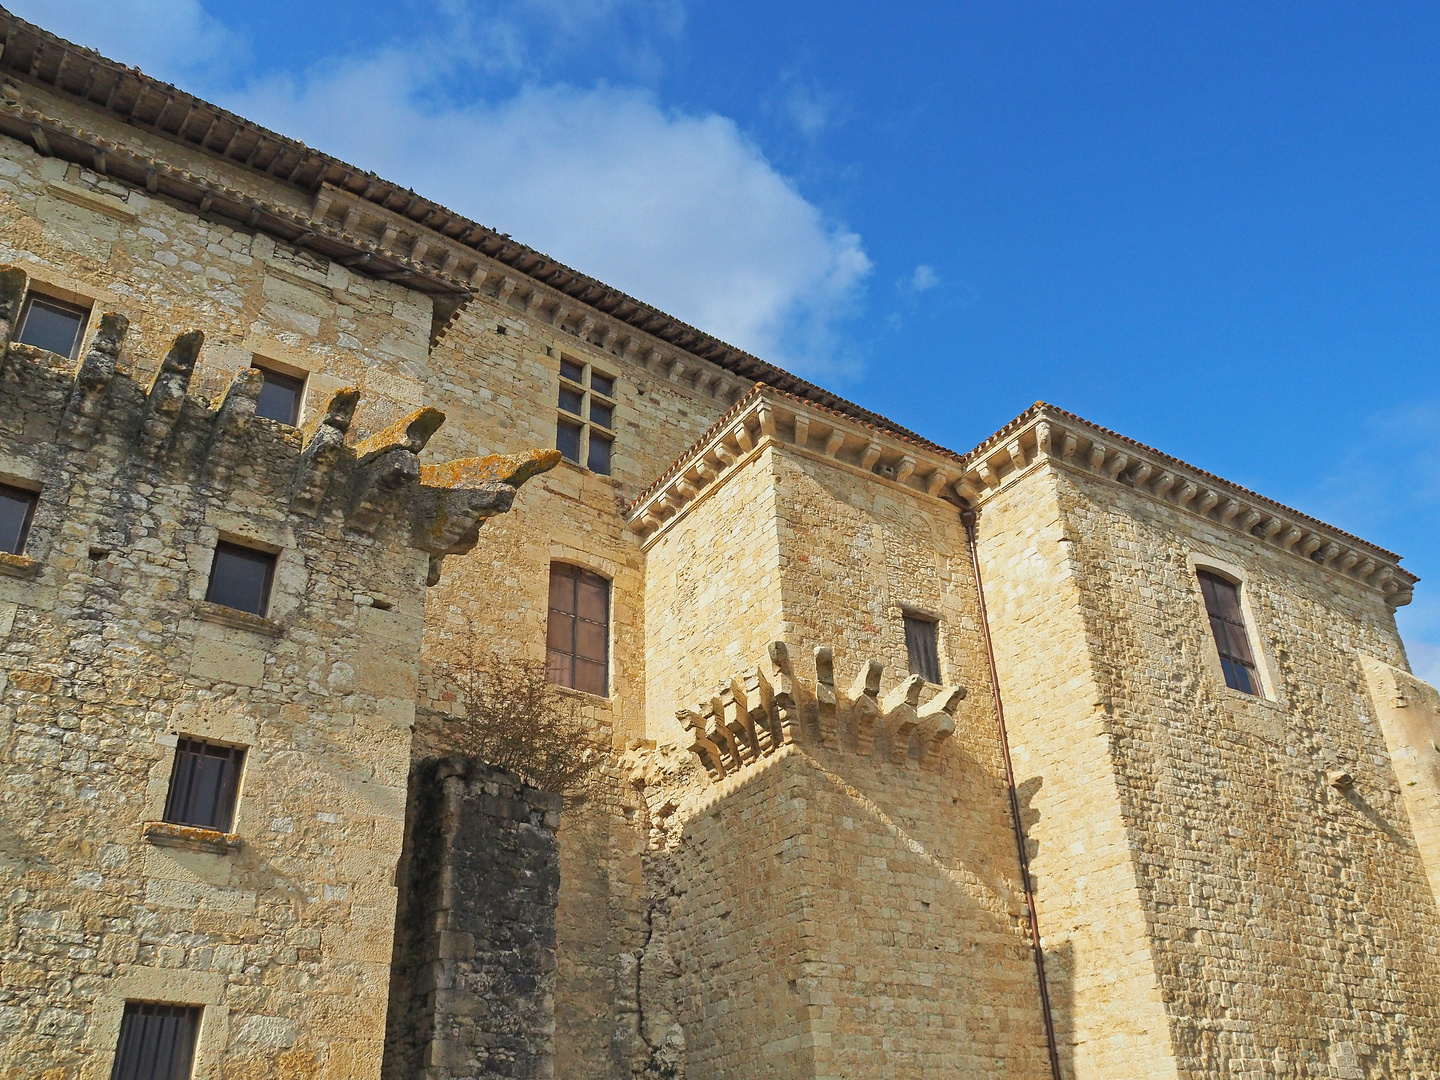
[[11, 0, 869, 375], [908, 264, 940, 292], [8, 0, 239, 83]]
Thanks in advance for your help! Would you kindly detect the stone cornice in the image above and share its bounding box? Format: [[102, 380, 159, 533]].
[[955, 404, 1417, 607], [625, 385, 965, 546]]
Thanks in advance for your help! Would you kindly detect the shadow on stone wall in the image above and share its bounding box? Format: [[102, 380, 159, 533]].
[[382, 757, 561, 1080]]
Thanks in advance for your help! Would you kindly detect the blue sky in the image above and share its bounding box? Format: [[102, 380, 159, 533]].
[[19, 1, 1440, 678]]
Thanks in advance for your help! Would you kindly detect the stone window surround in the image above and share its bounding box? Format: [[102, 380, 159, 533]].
[[898, 604, 946, 685], [187, 519, 303, 632], [0, 459, 43, 578], [5, 263, 121, 361], [553, 352, 617, 477], [249, 353, 310, 428], [1185, 553, 1284, 710], [88, 968, 226, 1080], [143, 715, 258, 857]]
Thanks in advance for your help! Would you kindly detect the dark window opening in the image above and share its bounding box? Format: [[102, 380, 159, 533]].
[[590, 371, 615, 398], [558, 384, 584, 415], [253, 366, 305, 426], [16, 294, 89, 359], [587, 432, 613, 476], [163, 738, 245, 832], [547, 562, 610, 696], [559, 358, 585, 383], [205, 542, 276, 617], [589, 399, 613, 429], [556, 419, 583, 463], [1198, 570, 1261, 696], [904, 614, 942, 683], [110, 1001, 201, 1080], [0, 483, 38, 556]]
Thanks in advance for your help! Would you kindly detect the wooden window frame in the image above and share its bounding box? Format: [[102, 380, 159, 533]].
[[903, 611, 942, 684], [546, 562, 611, 697], [554, 355, 616, 476], [1196, 568, 1263, 697]]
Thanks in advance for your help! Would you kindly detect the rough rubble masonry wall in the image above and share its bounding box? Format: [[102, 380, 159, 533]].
[[383, 759, 561, 1080]]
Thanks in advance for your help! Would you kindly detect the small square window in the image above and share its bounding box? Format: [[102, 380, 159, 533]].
[[205, 541, 276, 617], [904, 614, 941, 684], [557, 419, 583, 463], [253, 365, 305, 426], [590, 371, 615, 398], [15, 294, 89, 359], [163, 738, 245, 832], [111, 1001, 202, 1080], [559, 358, 585, 383], [589, 399, 613, 429], [0, 483, 38, 556], [558, 384, 584, 415], [587, 432, 613, 475]]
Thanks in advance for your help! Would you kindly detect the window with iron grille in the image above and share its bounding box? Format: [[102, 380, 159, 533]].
[[252, 363, 306, 426], [904, 613, 942, 684], [546, 562, 610, 696], [15, 292, 90, 359], [163, 738, 245, 832], [205, 541, 276, 617], [1197, 570, 1261, 696], [554, 357, 615, 476], [110, 1001, 201, 1080], [0, 482, 38, 556]]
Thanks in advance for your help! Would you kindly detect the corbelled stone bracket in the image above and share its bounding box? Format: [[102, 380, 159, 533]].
[[678, 641, 966, 784]]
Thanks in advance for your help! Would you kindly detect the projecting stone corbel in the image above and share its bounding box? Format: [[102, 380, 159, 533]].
[[894, 456, 917, 484], [1129, 462, 1153, 488], [1238, 507, 1263, 533], [953, 476, 983, 505], [351, 406, 445, 465], [1103, 452, 1130, 480], [882, 675, 926, 758], [823, 429, 846, 457], [720, 679, 762, 761], [677, 708, 727, 781], [734, 423, 755, 453], [1218, 498, 1241, 524], [138, 330, 204, 457], [347, 448, 420, 536], [1338, 550, 1360, 574], [793, 413, 811, 448], [578, 316, 595, 341], [1175, 481, 1199, 508], [975, 460, 998, 489], [714, 442, 737, 468], [497, 277, 517, 305], [704, 694, 748, 768], [1260, 517, 1284, 541], [204, 366, 263, 487], [1355, 558, 1378, 581], [1299, 535, 1323, 558], [0, 266, 26, 351], [1196, 490, 1220, 516], [1280, 526, 1303, 550], [1087, 442, 1108, 472], [291, 387, 360, 517], [1061, 432, 1079, 461], [412, 449, 562, 578], [744, 667, 782, 753], [60, 312, 128, 449], [1317, 541, 1340, 565], [766, 641, 800, 745], [1152, 471, 1178, 498], [757, 404, 776, 439], [1006, 439, 1029, 472], [1035, 420, 1053, 457], [849, 659, 883, 754], [860, 442, 884, 471], [667, 358, 688, 383], [551, 303, 572, 330]]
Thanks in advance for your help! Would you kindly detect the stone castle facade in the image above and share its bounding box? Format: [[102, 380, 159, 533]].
[[0, 11, 1437, 1080]]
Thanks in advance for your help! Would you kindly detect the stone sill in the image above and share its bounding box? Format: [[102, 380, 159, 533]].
[[0, 552, 40, 579], [142, 820, 241, 855], [194, 600, 283, 636], [552, 683, 614, 706]]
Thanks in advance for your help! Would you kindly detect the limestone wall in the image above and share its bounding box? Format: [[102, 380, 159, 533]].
[[980, 457, 1440, 1078]]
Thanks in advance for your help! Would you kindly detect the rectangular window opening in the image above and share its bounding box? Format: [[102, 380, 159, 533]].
[[547, 562, 610, 696], [110, 1001, 202, 1080], [163, 738, 245, 832], [553, 358, 618, 475], [205, 541, 276, 617], [252, 364, 305, 426], [0, 483, 38, 556], [16, 293, 90, 359], [904, 614, 942, 684], [1197, 570, 1261, 696]]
